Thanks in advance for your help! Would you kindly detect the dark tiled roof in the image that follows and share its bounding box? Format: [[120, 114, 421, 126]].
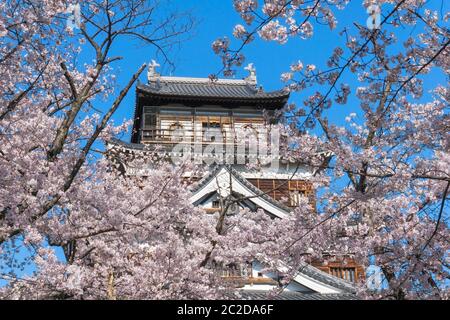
[[299, 265, 356, 293], [229, 290, 357, 300], [137, 77, 289, 102]]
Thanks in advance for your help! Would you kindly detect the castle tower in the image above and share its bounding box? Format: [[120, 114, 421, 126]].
[[106, 62, 360, 299]]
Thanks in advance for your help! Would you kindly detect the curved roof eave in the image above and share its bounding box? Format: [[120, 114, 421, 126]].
[[136, 84, 290, 104]]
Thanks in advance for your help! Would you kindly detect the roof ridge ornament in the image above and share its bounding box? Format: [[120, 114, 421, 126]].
[[244, 63, 257, 86], [147, 59, 160, 82]]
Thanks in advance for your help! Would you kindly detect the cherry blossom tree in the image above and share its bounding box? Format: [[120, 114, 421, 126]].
[[1, 0, 448, 300], [215, 0, 449, 299], [0, 0, 194, 245], [0, 0, 316, 299], [0, 0, 230, 299]]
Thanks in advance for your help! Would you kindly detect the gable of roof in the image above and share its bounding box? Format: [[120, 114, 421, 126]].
[[283, 264, 355, 294], [190, 165, 356, 295], [190, 165, 291, 218], [297, 265, 356, 293]]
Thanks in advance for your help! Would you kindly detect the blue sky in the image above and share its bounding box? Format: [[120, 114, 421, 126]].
[[106, 0, 371, 140], [2, 0, 447, 284], [104, 0, 447, 142]]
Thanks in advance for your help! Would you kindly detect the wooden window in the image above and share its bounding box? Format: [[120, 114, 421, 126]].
[[144, 113, 156, 128], [168, 122, 184, 142], [330, 267, 357, 283], [212, 200, 220, 208], [142, 113, 158, 140], [202, 121, 222, 142], [289, 190, 305, 207], [288, 180, 307, 207], [202, 122, 221, 129], [288, 181, 307, 207], [241, 124, 259, 146]]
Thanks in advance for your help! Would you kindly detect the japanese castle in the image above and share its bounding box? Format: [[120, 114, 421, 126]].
[[106, 61, 362, 300]]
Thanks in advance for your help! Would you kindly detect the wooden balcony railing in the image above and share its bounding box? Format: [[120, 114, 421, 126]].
[[141, 127, 266, 145]]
